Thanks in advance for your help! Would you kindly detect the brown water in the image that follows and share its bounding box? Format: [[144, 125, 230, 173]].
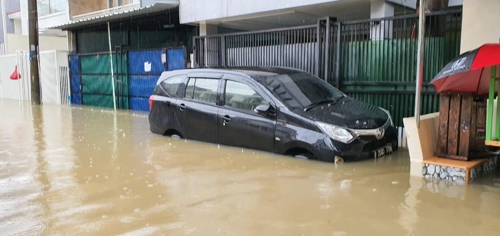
[[1, 99, 500, 236]]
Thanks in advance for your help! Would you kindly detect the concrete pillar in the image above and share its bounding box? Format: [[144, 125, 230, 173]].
[[460, 0, 500, 53], [199, 21, 218, 36], [370, 0, 394, 40], [403, 113, 440, 177]]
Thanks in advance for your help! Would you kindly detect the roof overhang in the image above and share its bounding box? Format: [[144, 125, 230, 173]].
[[51, 2, 179, 31], [8, 11, 21, 20]]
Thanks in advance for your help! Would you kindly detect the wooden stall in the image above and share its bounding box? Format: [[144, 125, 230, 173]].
[[437, 93, 488, 161]]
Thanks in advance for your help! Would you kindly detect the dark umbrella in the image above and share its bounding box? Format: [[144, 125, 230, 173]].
[[430, 43, 500, 95]]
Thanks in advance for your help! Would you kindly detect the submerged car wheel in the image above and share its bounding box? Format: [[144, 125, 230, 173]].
[[171, 134, 182, 140], [294, 153, 315, 160]]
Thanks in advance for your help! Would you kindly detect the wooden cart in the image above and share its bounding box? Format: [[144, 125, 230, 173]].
[[437, 93, 487, 161]]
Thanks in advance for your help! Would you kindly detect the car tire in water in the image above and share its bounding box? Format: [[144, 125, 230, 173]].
[[295, 153, 315, 160], [171, 134, 182, 140]]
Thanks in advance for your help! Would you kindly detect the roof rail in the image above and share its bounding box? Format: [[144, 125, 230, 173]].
[[197, 65, 306, 73]]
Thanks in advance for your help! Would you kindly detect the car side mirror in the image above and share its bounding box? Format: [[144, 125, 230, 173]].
[[254, 104, 271, 117]]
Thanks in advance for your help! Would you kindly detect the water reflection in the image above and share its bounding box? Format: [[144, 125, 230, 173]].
[[0, 99, 500, 235]]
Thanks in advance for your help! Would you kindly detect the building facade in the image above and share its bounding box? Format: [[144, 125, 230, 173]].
[[54, 0, 193, 110], [0, 0, 70, 54], [180, 0, 464, 36]]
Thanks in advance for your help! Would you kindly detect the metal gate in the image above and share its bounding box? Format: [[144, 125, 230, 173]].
[[69, 55, 82, 104], [193, 10, 463, 128], [70, 47, 187, 111], [128, 47, 186, 111], [115, 46, 129, 109]]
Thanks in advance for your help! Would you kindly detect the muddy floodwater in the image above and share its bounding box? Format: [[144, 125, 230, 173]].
[[1, 99, 500, 236]]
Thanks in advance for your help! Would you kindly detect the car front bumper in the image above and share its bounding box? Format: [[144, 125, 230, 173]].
[[315, 126, 399, 162]]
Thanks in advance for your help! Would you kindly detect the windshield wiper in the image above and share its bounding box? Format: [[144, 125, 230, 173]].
[[303, 99, 336, 112]]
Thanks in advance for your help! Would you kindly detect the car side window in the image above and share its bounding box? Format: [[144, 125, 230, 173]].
[[184, 78, 219, 104], [160, 76, 185, 97], [224, 80, 269, 112]]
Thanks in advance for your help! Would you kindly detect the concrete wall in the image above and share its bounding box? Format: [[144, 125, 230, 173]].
[[7, 34, 68, 54], [403, 113, 440, 176], [20, 0, 28, 35], [180, 0, 465, 24], [39, 12, 68, 30], [460, 0, 500, 53], [180, 0, 341, 24], [69, 0, 107, 17], [13, 19, 21, 34]]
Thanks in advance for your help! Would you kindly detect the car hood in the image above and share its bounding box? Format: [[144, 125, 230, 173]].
[[297, 97, 389, 129]]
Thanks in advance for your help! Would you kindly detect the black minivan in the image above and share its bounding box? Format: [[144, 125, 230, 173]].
[[149, 68, 398, 163]]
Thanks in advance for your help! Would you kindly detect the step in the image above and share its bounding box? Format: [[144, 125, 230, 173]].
[[422, 156, 498, 184]]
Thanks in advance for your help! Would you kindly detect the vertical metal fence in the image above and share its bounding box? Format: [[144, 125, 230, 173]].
[[193, 10, 463, 130], [194, 25, 322, 77], [339, 10, 462, 127]]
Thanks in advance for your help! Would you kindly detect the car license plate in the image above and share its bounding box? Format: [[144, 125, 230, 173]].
[[373, 145, 393, 158]]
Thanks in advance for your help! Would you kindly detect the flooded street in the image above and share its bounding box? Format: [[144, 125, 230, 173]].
[[1, 99, 500, 236]]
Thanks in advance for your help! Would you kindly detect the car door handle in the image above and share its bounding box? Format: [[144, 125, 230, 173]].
[[179, 103, 186, 111], [221, 115, 231, 124]]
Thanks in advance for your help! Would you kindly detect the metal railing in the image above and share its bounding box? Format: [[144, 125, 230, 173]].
[[193, 10, 463, 128]]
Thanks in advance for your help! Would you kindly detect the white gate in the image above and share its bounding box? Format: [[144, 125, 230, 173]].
[[0, 43, 5, 55], [40, 51, 70, 104], [0, 50, 70, 105]]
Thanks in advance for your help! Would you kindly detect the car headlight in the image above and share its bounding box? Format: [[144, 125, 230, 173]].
[[316, 122, 357, 144], [379, 107, 394, 126]]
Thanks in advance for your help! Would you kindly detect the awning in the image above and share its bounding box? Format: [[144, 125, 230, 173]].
[[51, 3, 178, 31]]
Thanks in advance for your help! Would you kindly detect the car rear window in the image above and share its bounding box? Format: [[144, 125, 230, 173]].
[[160, 76, 186, 97]]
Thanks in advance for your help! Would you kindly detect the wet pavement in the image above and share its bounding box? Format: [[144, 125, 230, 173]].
[[1, 99, 500, 236]]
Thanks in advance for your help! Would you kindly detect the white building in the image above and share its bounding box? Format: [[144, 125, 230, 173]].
[[179, 0, 463, 35], [0, 0, 70, 54]]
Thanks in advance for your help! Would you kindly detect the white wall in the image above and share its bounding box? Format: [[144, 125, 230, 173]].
[[387, 0, 416, 9], [20, 0, 28, 35], [460, 0, 500, 53], [0, 52, 30, 101], [7, 34, 68, 54], [39, 12, 68, 30], [14, 19, 22, 34], [0, 50, 70, 104], [449, 0, 463, 7], [181, 0, 465, 24], [179, 0, 342, 24]]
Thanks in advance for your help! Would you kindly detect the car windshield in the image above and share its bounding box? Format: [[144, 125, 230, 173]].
[[255, 72, 346, 110]]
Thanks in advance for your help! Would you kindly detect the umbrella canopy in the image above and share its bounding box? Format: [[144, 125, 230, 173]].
[[430, 43, 500, 95]]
